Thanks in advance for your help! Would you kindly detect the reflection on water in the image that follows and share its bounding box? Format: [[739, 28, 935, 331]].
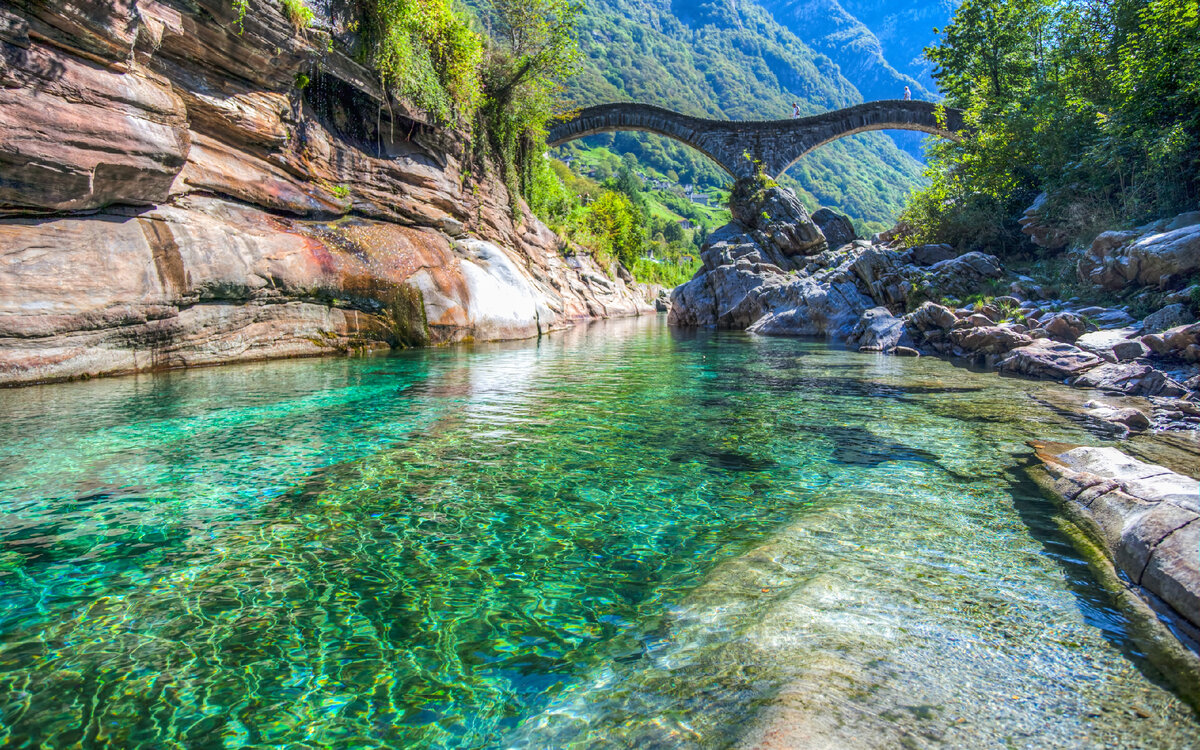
[[0, 317, 1195, 748]]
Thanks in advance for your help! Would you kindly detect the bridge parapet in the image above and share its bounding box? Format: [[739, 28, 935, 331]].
[[548, 100, 966, 180]]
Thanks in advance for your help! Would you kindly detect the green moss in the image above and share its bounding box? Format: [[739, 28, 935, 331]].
[[280, 0, 315, 29], [386, 284, 430, 349]]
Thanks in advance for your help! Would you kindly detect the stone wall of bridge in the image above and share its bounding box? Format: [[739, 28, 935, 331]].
[[548, 100, 965, 179]]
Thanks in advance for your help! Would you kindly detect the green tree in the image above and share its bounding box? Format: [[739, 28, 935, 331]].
[[480, 0, 581, 198], [902, 0, 1200, 253], [585, 190, 646, 268]]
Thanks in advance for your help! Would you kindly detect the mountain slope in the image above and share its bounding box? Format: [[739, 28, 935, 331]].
[[757, 0, 930, 102], [555, 0, 927, 230], [835, 0, 961, 92]]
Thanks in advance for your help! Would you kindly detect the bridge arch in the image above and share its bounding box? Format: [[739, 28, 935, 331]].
[[548, 101, 966, 181]]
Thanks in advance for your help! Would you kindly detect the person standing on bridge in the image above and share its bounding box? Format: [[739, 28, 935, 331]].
[[792, 102, 801, 118], [903, 86, 911, 101]]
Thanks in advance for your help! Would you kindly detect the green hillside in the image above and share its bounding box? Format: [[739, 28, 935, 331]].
[[553, 0, 929, 233]]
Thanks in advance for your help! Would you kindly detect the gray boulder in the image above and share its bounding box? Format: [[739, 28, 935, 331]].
[[730, 181, 826, 257], [909, 243, 957, 266], [849, 307, 912, 350], [1073, 362, 1189, 397], [1079, 215, 1200, 289], [811, 208, 856, 250], [925, 252, 1004, 299], [904, 301, 957, 333], [1143, 303, 1196, 333]]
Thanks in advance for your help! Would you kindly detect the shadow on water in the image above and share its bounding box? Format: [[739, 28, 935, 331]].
[[669, 449, 778, 473]]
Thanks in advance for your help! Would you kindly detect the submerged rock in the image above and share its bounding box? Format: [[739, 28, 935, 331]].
[[1082, 400, 1152, 432]]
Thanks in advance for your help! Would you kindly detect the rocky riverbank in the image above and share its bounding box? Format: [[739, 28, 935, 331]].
[[1029, 440, 1200, 705], [0, 0, 651, 386], [669, 178, 1200, 434], [668, 177, 1200, 681]]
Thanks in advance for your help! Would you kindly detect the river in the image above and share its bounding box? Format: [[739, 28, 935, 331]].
[[0, 316, 1195, 747]]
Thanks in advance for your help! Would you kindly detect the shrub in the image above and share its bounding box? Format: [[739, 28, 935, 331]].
[[281, 0, 315, 30]]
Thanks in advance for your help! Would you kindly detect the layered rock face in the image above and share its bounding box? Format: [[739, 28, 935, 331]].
[[0, 0, 650, 386]]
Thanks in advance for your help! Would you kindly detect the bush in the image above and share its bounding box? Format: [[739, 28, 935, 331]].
[[360, 0, 484, 124]]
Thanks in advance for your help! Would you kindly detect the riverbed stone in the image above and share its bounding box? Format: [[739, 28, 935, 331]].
[[1072, 363, 1188, 397], [1040, 312, 1088, 342], [1083, 401, 1152, 432], [950, 325, 1032, 355]]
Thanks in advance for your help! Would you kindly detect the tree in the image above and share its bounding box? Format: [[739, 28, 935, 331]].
[[585, 190, 646, 267], [480, 0, 582, 196]]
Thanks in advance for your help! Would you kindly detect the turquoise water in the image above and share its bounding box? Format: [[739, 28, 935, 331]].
[[0, 316, 1196, 748]]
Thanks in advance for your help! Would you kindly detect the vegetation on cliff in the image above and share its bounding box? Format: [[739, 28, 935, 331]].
[[902, 0, 1200, 255], [320, 0, 702, 284]]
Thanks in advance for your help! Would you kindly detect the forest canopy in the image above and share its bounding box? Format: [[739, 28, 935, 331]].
[[901, 0, 1200, 255]]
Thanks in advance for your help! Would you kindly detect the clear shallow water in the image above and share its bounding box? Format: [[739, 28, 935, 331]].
[[0, 316, 1195, 748]]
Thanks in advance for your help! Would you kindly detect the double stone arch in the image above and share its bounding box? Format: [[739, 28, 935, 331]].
[[547, 100, 966, 180]]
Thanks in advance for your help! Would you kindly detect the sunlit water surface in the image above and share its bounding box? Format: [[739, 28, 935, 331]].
[[0, 317, 1196, 748]]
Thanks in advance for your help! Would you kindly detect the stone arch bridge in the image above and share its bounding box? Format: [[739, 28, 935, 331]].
[[547, 100, 966, 180]]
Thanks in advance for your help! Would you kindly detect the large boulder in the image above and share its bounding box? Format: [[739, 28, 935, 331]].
[[1079, 215, 1200, 290], [909, 243, 958, 266], [949, 325, 1033, 355], [747, 276, 872, 339], [848, 307, 911, 350], [1142, 323, 1200, 361], [924, 251, 1004, 299], [730, 179, 826, 257], [904, 301, 958, 334], [1072, 363, 1188, 397], [1143, 303, 1196, 333], [811, 208, 856, 250], [1039, 312, 1088, 343]]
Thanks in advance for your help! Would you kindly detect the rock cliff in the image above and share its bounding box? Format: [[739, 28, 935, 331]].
[[0, 0, 651, 386]]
